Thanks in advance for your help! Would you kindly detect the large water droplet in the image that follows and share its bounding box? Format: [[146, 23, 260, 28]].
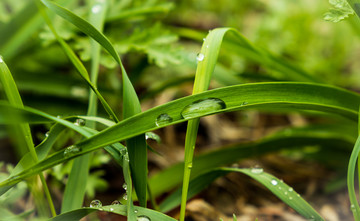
[[271, 179, 278, 186], [123, 183, 127, 191], [181, 98, 226, 119], [251, 167, 263, 174], [74, 118, 86, 126], [111, 200, 121, 205], [137, 215, 151, 221], [64, 145, 81, 158], [196, 53, 205, 62], [92, 4, 102, 13], [155, 113, 173, 127], [90, 199, 102, 208]]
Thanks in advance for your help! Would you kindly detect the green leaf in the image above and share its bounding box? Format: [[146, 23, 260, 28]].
[[1, 82, 359, 193], [324, 0, 354, 22], [50, 205, 177, 221]]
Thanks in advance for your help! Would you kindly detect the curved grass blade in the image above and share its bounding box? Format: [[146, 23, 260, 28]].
[[0, 57, 55, 216], [50, 204, 177, 221], [151, 126, 355, 201], [180, 27, 230, 220], [0, 82, 360, 189], [172, 27, 320, 83], [40, 0, 148, 207], [164, 168, 323, 220]]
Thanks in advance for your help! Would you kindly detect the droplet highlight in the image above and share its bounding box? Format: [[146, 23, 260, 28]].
[[92, 4, 102, 13], [196, 53, 205, 62], [181, 98, 226, 119], [0, 56, 3, 63], [155, 113, 173, 127], [123, 183, 127, 191], [64, 145, 81, 158], [90, 199, 102, 208], [271, 179, 278, 186], [137, 215, 151, 221], [123, 194, 128, 200], [45, 131, 50, 137], [288, 187, 293, 192]]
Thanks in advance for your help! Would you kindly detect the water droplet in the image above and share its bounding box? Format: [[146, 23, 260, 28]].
[[110, 208, 114, 211], [297, 194, 300, 197], [351, 204, 356, 211], [0, 56, 3, 63], [231, 163, 239, 168], [271, 179, 278, 186], [111, 200, 121, 205], [74, 118, 86, 126], [203, 38, 206, 41], [92, 4, 102, 13], [123, 183, 127, 190], [155, 113, 173, 127], [64, 145, 81, 158], [241, 101, 248, 106], [137, 215, 151, 221], [134, 209, 138, 213], [57, 115, 62, 119], [120, 148, 127, 155], [284, 192, 288, 195], [250, 167, 263, 174], [181, 98, 226, 119], [278, 187, 282, 190], [187, 163, 193, 169], [289, 197, 293, 200], [45, 131, 50, 137], [90, 199, 102, 208], [196, 53, 205, 62], [123, 194, 128, 200], [288, 187, 293, 192], [206, 45, 209, 48]]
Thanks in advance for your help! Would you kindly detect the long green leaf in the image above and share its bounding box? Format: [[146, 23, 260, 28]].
[[151, 125, 355, 203], [180, 28, 230, 220], [50, 204, 176, 221], [40, 0, 148, 208], [0, 82, 359, 190]]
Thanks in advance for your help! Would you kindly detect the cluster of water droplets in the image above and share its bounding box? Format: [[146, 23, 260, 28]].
[[269, 178, 302, 201]]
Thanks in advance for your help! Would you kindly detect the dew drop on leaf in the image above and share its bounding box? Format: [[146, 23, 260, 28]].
[[270, 179, 278, 186], [111, 200, 121, 205], [288, 187, 293, 192], [90, 199, 102, 208], [45, 131, 50, 137], [250, 167, 263, 174], [64, 145, 81, 158], [92, 4, 102, 13], [74, 118, 86, 126], [137, 215, 151, 221], [123, 194, 127, 200], [196, 53, 205, 62], [122, 183, 127, 191], [0, 56, 3, 63], [181, 98, 226, 119], [155, 113, 173, 127]]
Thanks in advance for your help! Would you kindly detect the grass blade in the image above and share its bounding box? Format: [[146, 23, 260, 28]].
[[0, 82, 360, 190], [40, 0, 148, 207], [180, 27, 230, 220]]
